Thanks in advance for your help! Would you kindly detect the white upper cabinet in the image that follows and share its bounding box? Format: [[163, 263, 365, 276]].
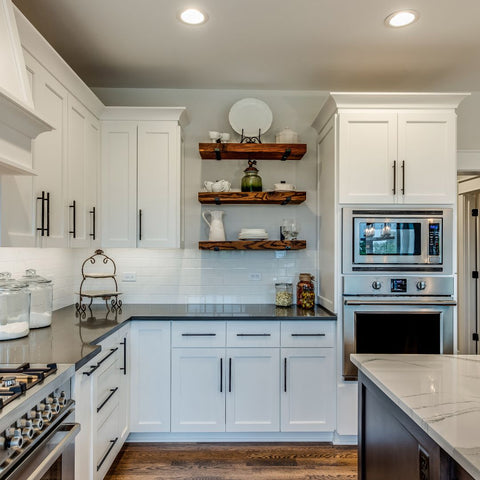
[[101, 107, 187, 248], [338, 110, 456, 205], [312, 93, 468, 206]]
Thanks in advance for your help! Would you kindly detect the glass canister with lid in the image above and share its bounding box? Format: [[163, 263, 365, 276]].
[[275, 282, 293, 307], [0, 272, 31, 341], [296, 273, 316, 309], [20, 269, 53, 329]]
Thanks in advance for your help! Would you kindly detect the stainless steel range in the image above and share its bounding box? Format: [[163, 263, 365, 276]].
[[0, 363, 78, 480], [343, 275, 456, 380]]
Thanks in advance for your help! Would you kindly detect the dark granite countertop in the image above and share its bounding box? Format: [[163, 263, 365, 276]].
[[0, 304, 336, 370]]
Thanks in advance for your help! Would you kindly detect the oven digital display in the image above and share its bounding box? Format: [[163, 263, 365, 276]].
[[391, 278, 407, 293]]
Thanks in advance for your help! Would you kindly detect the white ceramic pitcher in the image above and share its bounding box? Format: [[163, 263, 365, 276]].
[[202, 210, 226, 241]]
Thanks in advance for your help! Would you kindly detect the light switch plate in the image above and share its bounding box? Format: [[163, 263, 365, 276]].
[[122, 272, 136, 282]]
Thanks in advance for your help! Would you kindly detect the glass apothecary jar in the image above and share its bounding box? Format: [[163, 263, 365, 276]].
[[241, 160, 262, 192], [275, 282, 293, 307], [21, 269, 53, 329], [296, 273, 315, 309], [0, 273, 31, 341]]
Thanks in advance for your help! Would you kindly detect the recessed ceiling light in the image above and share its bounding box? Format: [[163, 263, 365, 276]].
[[178, 8, 208, 25], [385, 10, 419, 28]]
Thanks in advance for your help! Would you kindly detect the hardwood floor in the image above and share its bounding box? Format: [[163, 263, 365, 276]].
[[105, 442, 358, 480]]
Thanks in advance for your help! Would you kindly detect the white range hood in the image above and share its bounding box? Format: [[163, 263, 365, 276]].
[[0, 0, 52, 175]]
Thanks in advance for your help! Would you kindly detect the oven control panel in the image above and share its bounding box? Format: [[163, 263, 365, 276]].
[[343, 275, 454, 296]]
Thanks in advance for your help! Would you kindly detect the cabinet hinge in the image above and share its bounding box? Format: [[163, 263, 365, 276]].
[[473, 333, 479, 342], [473, 271, 479, 279], [473, 208, 479, 217]]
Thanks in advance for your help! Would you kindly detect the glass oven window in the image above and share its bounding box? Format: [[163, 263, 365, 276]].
[[359, 222, 421, 256]]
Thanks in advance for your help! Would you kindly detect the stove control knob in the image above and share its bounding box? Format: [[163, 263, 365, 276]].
[[37, 404, 52, 422], [57, 391, 67, 407], [32, 417, 43, 431], [26, 410, 37, 420], [416, 281, 427, 291], [46, 397, 60, 414], [0, 436, 5, 450], [372, 281, 382, 290], [16, 419, 34, 439], [5, 429, 23, 449]]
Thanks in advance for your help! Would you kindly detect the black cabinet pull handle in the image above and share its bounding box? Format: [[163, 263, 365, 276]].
[[228, 358, 232, 393], [69, 200, 76, 238], [46, 192, 50, 237], [401, 160, 405, 195], [392, 160, 397, 195], [89, 206, 96, 240], [97, 387, 119, 413], [139, 209, 142, 241], [120, 337, 127, 375], [181, 333, 216, 337], [82, 348, 118, 376], [284, 358, 287, 393], [220, 358, 223, 393], [291, 333, 326, 337], [36, 191, 46, 236], [236, 333, 271, 337], [97, 437, 118, 471]]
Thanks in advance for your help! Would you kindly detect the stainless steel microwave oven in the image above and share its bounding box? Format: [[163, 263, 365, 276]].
[[342, 208, 453, 274]]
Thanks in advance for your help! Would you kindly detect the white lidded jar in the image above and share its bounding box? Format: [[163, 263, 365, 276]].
[[275, 127, 298, 144], [0, 272, 30, 341], [20, 269, 53, 329]]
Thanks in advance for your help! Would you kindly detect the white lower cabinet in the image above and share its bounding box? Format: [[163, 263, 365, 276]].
[[171, 348, 225, 432], [130, 321, 170, 432], [281, 348, 335, 432], [226, 348, 280, 432], [73, 324, 129, 480]]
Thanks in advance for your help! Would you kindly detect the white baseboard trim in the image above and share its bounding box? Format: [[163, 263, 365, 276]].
[[127, 431, 335, 443], [332, 432, 358, 445]]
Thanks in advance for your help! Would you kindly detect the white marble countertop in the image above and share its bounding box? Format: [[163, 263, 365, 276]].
[[351, 354, 480, 480]]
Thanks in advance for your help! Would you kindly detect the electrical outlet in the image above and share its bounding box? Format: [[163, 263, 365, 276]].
[[122, 272, 136, 282], [248, 273, 262, 281], [275, 251, 286, 258]]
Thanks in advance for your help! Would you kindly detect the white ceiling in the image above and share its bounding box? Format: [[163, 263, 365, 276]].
[[12, 0, 480, 91]]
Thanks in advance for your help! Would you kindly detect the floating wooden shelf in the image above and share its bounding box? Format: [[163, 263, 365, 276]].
[[199, 240, 306, 251], [199, 143, 306, 160], [198, 191, 306, 205]]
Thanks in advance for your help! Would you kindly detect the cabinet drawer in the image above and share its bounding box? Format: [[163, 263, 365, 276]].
[[172, 321, 226, 347], [96, 358, 121, 425], [95, 399, 121, 479], [227, 321, 280, 347], [281, 321, 335, 347]]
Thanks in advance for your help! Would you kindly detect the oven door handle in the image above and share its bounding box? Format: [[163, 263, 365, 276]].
[[344, 299, 457, 306], [24, 422, 80, 480]]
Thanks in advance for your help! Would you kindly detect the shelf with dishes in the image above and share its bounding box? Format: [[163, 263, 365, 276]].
[[198, 143, 307, 160], [198, 191, 306, 205], [198, 240, 306, 251]]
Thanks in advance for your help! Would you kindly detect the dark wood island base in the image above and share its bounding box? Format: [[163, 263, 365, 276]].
[[358, 372, 475, 480]]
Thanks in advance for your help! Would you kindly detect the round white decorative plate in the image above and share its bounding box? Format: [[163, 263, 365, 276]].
[[228, 98, 273, 136]]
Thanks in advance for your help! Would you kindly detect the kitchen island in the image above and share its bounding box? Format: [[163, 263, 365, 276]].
[[352, 354, 479, 480], [0, 303, 335, 368]]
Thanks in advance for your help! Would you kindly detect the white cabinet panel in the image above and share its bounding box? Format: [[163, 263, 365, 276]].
[[171, 348, 225, 432], [130, 321, 170, 432], [281, 348, 335, 432], [398, 112, 456, 204], [338, 112, 397, 204], [226, 348, 280, 432]]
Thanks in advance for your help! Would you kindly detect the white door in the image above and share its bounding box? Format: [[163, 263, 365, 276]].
[[130, 321, 170, 432], [338, 112, 398, 204], [101, 121, 137, 247], [226, 348, 280, 432], [171, 348, 225, 432], [137, 123, 181, 248], [281, 348, 335, 432], [398, 112, 456, 204]]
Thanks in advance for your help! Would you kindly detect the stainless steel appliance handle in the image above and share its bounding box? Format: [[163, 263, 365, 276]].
[[344, 299, 457, 306], [25, 423, 80, 480]]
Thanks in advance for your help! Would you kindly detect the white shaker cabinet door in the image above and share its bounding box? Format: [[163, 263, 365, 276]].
[[101, 122, 137, 247], [130, 321, 170, 432], [171, 348, 225, 432], [338, 112, 397, 204], [225, 348, 280, 432], [281, 348, 335, 432], [397, 112, 456, 204], [137, 123, 182, 248]]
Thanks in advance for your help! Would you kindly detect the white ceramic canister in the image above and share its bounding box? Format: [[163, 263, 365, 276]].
[[275, 127, 298, 144], [0, 273, 30, 341]]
